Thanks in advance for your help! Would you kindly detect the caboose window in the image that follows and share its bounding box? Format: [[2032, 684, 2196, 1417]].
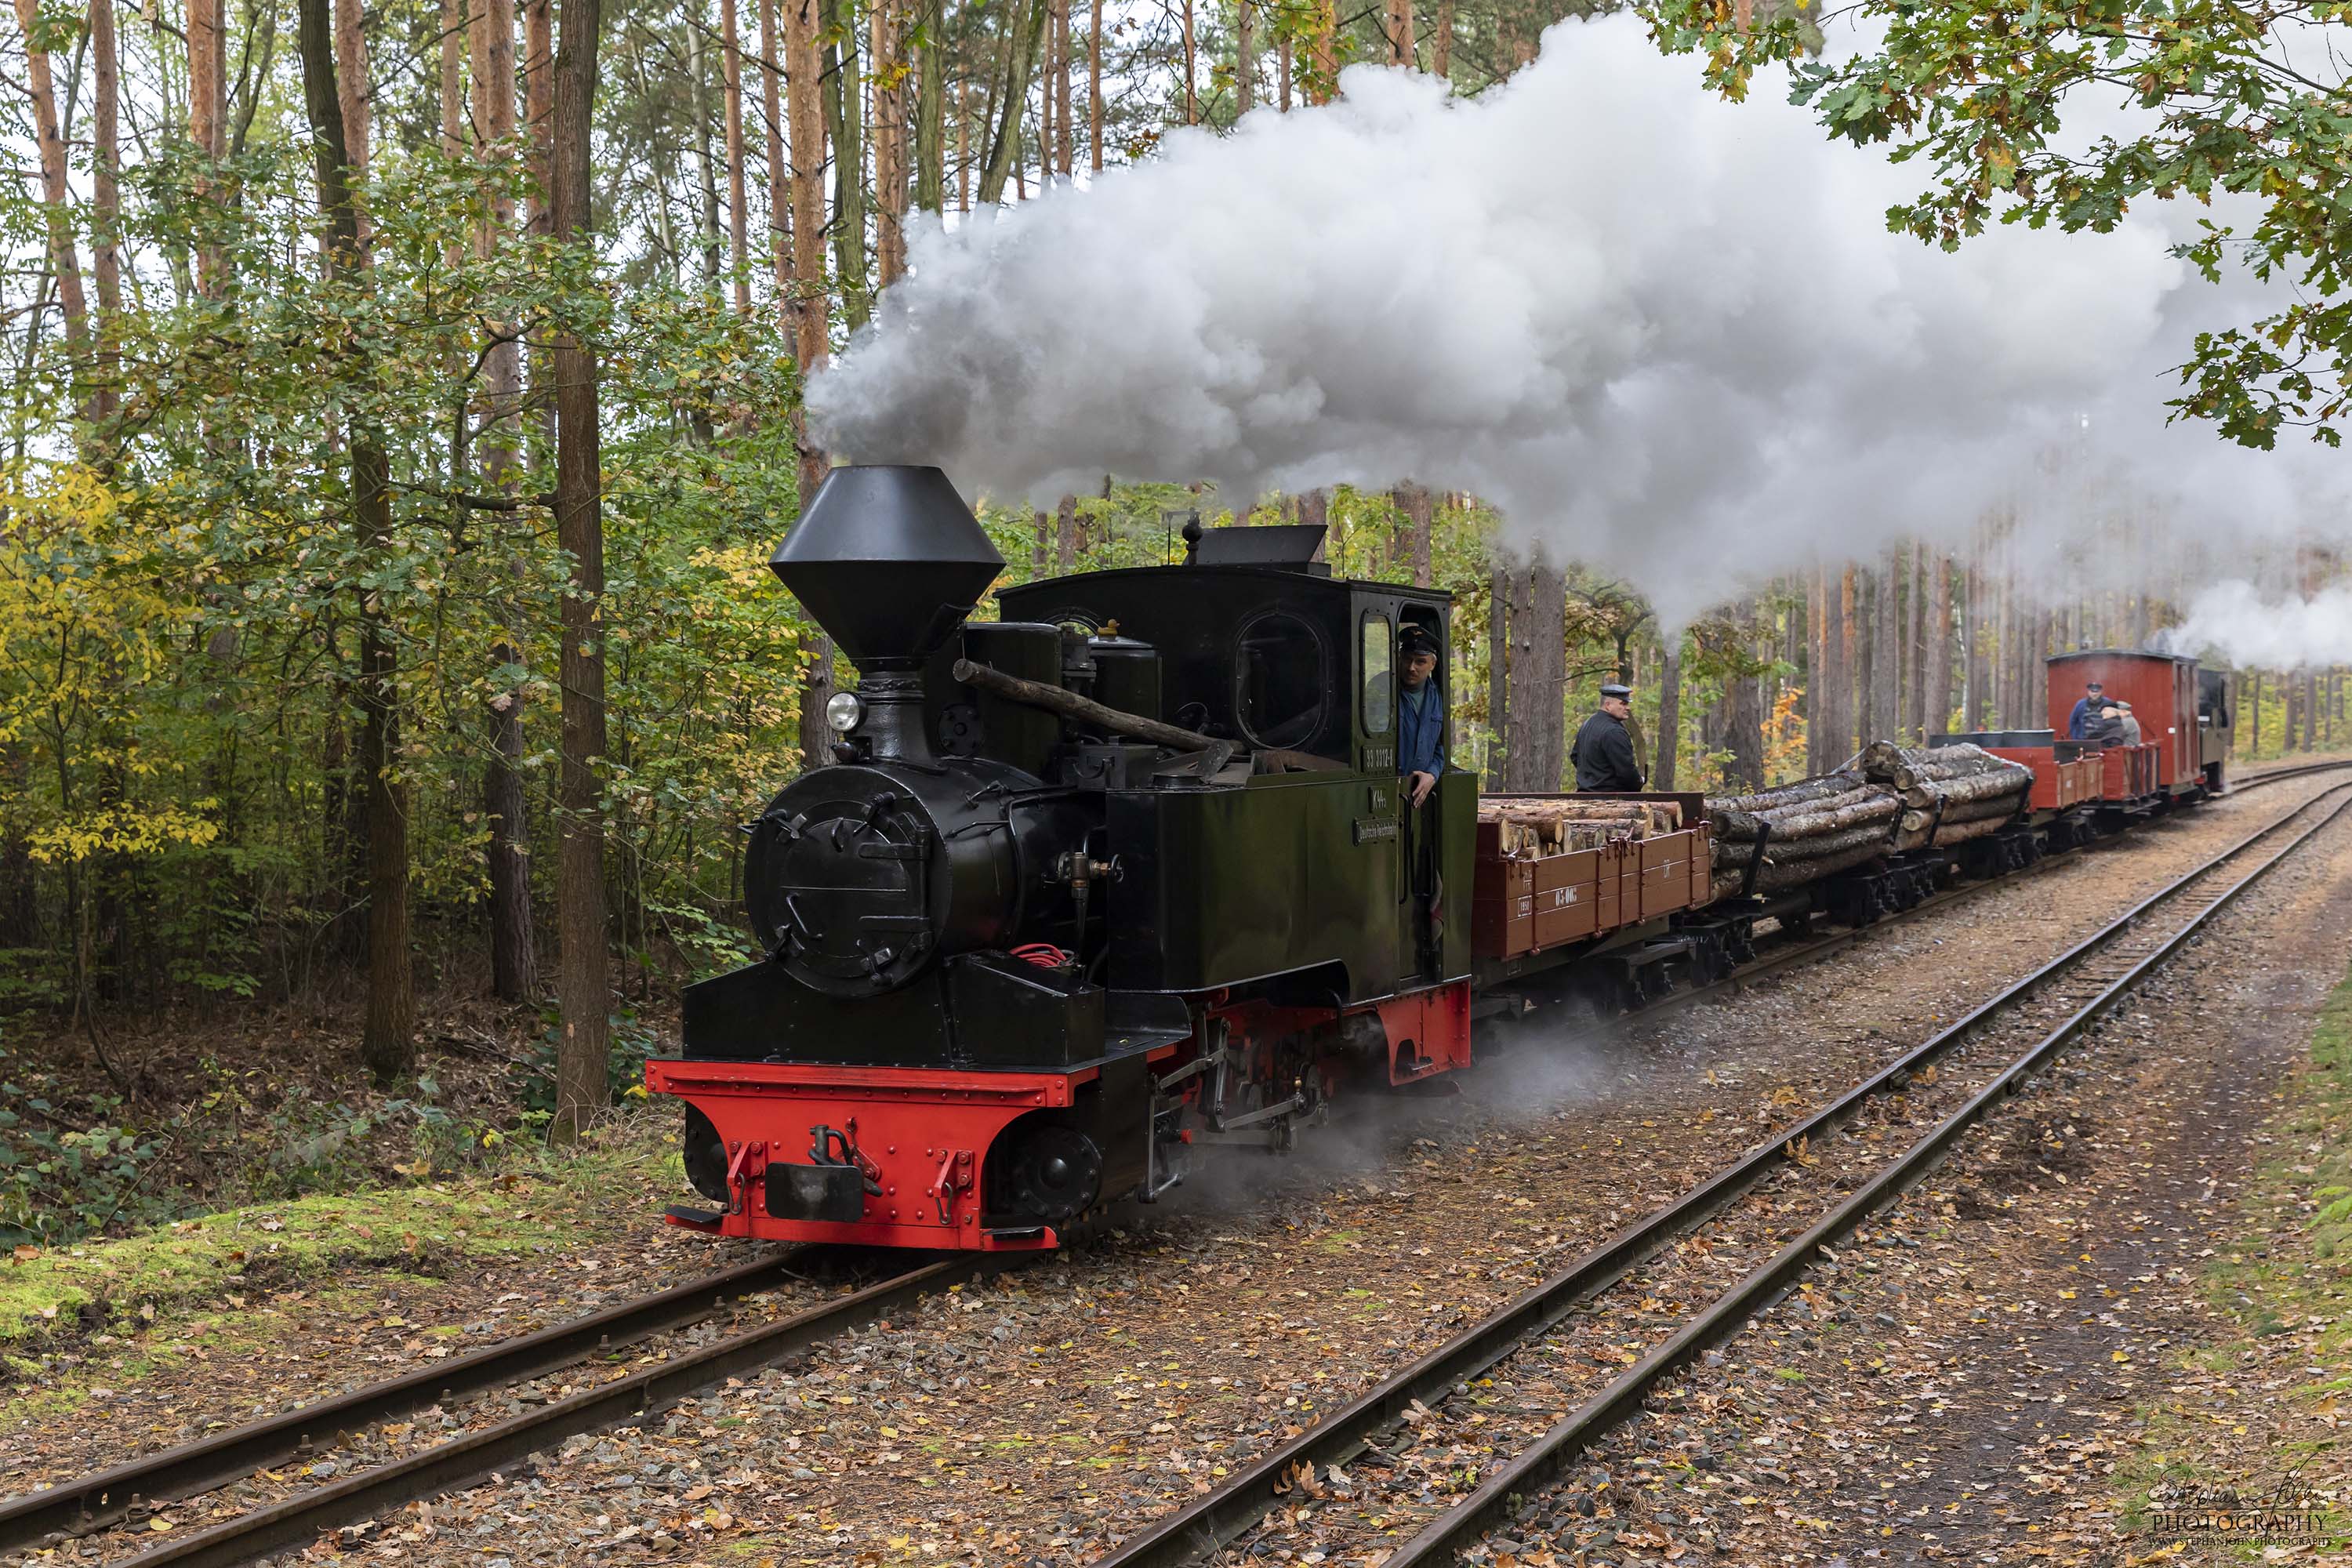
[[1236, 612, 1329, 750], [1361, 613, 1393, 735]]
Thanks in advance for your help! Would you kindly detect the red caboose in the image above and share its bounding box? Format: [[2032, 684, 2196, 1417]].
[[2045, 650, 2209, 802]]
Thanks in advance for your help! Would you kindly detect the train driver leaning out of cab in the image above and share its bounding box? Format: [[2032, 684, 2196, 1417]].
[[2067, 680, 2106, 740], [1573, 683, 1647, 793], [2114, 700, 2143, 747], [1396, 623, 1451, 808]]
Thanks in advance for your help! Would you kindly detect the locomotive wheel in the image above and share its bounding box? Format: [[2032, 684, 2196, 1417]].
[[1000, 1122, 1106, 1223]]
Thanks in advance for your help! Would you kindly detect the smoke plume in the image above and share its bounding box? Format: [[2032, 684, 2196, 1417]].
[[808, 13, 2347, 624], [2161, 581, 2352, 670]]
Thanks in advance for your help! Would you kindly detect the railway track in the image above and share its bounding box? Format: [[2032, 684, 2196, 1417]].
[[1094, 779, 2352, 1568], [0, 1256, 986, 1567], [2230, 756, 2352, 792], [10, 765, 2344, 1568]]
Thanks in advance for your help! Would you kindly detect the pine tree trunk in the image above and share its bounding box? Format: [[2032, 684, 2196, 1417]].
[[550, 0, 610, 1138], [914, 0, 943, 210], [15, 0, 89, 360], [1485, 561, 1508, 789], [88, 0, 122, 420], [1181, 0, 1195, 120], [1904, 542, 1924, 742], [1820, 567, 1845, 767], [978, 0, 1047, 201], [1725, 606, 1764, 789], [441, 0, 466, 158], [822, 0, 869, 328], [1055, 495, 1077, 568], [688, 17, 722, 296], [784, 0, 828, 489], [1504, 561, 1566, 791], [759, 0, 792, 292], [1854, 571, 1877, 748], [1654, 640, 1682, 790], [783, 0, 833, 765], [1385, 0, 1412, 64], [525, 0, 554, 235], [1087, 0, 1102, 166], [1053, 0, 1071, 171], [1312, 0, 1334, 100], [1930, 551, 1953, 739], [1277, 33, 1290, 108], [1395, 483, 1432, 587], [1432, 0, 1451, 74], [1235, 0, 1254, 113], [1874, 550, 1898, 745], [190, 0, 227, 293], [1964, 553, 1984, 731], [722, 0, 752, 310], [1803, 568, 1824, 775], [1038, 4, 1054, 182], [335, 0, 370, 246], [297, 0, 413, 1083], [872, 0, 905, 285], [474, 0, 537, 1004]]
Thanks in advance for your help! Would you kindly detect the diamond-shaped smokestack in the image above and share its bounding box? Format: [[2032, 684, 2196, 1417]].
[[770, 465, 1004, 671]]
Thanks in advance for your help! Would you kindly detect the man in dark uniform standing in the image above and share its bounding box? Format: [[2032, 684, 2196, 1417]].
[[1572, 682, 1646, 792]]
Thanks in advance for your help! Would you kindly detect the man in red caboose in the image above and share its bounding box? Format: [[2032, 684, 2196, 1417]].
[[2067, 680, 2105, 740]]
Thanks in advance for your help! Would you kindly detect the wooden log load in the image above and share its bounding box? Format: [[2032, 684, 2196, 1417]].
[[1478, 796, 1682, 855], [1859, 740, 2032, 848]]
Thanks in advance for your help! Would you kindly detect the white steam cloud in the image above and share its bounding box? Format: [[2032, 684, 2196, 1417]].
[[808, 14, 2349, 625], [2161, 581, 2352, 670]]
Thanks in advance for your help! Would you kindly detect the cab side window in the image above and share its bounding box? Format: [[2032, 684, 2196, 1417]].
[[1236, 612, 1329, 750], [1362, 613, 1393, 736]]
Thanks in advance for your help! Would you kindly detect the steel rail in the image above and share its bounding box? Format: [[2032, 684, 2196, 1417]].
[[104, 1258, 983, 1568], [1098, 782, 2352, 1568], [1383, 782, 2352, 1568], [0, 1247, 818, 1552], [2229, 757, 2352, 793]]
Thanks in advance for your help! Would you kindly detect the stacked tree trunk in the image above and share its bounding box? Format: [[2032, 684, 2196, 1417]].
[[1705, 768, 1900, 898], [1859, 742, 2034, 852], [1479, 796, 1682, 855]]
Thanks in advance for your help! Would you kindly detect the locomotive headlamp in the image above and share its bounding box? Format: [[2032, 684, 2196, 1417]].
[[825, 691, 865, 733]]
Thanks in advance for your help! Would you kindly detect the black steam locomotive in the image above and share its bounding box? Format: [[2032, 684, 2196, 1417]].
[[645, 463, 1479, 1250]]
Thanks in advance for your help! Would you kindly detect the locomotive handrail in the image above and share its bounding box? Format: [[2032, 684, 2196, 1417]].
[[950, 656, 1238, 771]]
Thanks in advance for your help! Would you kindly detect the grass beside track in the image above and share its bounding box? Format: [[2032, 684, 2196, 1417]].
[[2113, 957, 2352, 1552], [0, 1112, 681, 1414]]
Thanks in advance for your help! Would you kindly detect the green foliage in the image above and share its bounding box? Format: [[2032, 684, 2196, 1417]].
[[517, 1009, 661, 1115], [0, 1091, 176, 1248], [0, 127, 811, 1011], [1650, 0, 2352, 448]]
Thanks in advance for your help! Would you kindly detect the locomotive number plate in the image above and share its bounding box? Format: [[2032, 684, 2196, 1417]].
[[1353, 818, 1399, 844]]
